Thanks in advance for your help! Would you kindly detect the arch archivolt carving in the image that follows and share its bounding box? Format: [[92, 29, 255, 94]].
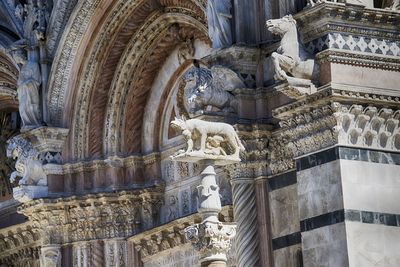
[[50, 0, 208, 161], [48, 0, 206, 128], [104, 14, 208, 156], [0, 50, 18, 110]]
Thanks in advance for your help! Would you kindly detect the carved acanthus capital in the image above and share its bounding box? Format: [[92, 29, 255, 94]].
[[185, 220, 236, 263]]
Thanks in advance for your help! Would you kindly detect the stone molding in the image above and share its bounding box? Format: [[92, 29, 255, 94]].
[[285, 2, 400, 72], [17, 188, 163, 245], [295, 2, 400, 44], [317, 49, 400, 71], [129, 207, 233, 262], [46, 0, 78, 58], [306, 33, 400, 57], [43, 154, 151, 175], [130, 214, 199, 260], [333, 103, 400, 151], [269, 101, 400, 174], [47, 0, 101, 125], [0, 222, 40, 263], [0, 246, 40, 267]]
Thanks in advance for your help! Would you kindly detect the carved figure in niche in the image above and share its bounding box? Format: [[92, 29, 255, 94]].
[[207, 0, 233, 49], [170, 117, 244, 159], [183, 64, 244, 113], [6, 136, 46, 186], [266, 15, 319, 94], [9, 45, 42, 131]]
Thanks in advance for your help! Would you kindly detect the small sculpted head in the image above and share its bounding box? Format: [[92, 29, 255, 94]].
[[170, 117, 186, 130], [266, 15, 297, 36]]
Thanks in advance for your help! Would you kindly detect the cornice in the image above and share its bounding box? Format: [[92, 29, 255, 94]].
[[295, 2, 400, 43]]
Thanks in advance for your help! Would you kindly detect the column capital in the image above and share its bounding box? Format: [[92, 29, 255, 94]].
[[185, 220, 236, 264]]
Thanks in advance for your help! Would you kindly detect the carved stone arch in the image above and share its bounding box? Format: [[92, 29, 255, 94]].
[[105, 15, 209, 156], [142, 60, 193, 155], [49, 0, 207, 161], [47, 0, 206, 128]]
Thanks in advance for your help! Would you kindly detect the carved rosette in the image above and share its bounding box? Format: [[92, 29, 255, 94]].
[[185, 220, 236, 263]]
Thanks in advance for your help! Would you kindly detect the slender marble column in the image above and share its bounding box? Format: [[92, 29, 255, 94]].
[[255, 178, 274, 267], [91, 240, 104, 267], [231, 178, 260, 267], [185, 165, 236, 267]]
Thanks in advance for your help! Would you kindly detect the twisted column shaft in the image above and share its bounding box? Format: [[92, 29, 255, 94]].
[[231, 178, 260, 267]]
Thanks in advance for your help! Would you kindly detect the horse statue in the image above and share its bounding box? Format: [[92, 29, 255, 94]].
[[7, 136, 46, 186], [183, 65, 245, 113], [266, 15, 319, 94]]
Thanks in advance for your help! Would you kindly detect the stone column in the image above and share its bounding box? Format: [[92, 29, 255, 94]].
[[255, 177, 274, 267], [91, 240, 104, 267], [231, 177, 260, 267], [104, 239, 128, 267], [185, 166, 236, 267]]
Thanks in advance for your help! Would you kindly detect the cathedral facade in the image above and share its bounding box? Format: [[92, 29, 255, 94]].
[[0, 0, 399, 266]]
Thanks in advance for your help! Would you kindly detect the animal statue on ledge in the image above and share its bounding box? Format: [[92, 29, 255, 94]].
[[7, 136, 46, 186], [183, 65, 245, 113], [170, 117, 244, 161], [266, 15, 319, 97]]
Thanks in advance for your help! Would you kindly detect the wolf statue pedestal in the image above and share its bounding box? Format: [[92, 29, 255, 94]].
[[170, 117, 239, 267]]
